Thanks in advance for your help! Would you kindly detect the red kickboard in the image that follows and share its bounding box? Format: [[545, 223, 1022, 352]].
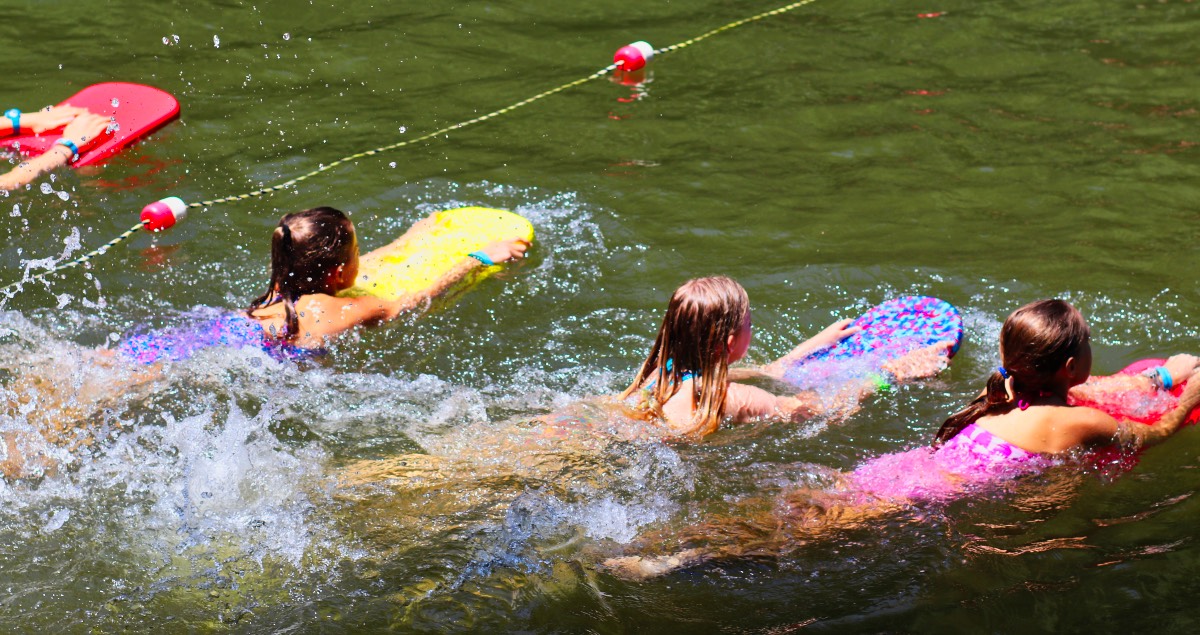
[[3, 82, 179, 167], [1070, 358, 1200, 426]]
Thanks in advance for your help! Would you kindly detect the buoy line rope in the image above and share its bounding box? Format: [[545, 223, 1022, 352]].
[[3, 0, 822, 296]]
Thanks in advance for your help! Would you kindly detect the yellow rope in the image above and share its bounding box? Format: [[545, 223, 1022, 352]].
[[186, 66, 619, 208], [3, 0, 823, 295], [185, 0, 823, 208], [0, 220, 148, 295]]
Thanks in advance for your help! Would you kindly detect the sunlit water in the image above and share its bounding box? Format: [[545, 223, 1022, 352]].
[[3, 0, 1200, 632]]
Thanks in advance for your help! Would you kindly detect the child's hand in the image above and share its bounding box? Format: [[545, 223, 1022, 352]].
[[882, 341, 954, 381], [479, 237, 530, 264], [1164, 354, 1200, 386], [21, 105, 88, 134], [60, 112, 113, 152], [807, 319, 860, 351]]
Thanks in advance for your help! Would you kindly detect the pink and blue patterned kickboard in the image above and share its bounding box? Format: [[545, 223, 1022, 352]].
[[782, 296, 963, 389]]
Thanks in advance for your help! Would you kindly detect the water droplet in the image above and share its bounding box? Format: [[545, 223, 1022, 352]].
[[213, 34, 221, 48], [39, 183, 53, 195], [42, 509, 70, 534], [111, 98, 120, 108], [283, 32, 291, 40]]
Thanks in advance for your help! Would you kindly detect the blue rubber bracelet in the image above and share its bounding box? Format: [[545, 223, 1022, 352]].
[[55, 138, 80, 161], [468, 251, 495, 266], [4, 109, 19, 135], [1155, 366, 1174, 391]]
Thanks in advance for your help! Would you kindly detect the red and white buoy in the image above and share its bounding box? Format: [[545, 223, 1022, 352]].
[[140, 196, 188, 232], [613, 41, 654, 72]]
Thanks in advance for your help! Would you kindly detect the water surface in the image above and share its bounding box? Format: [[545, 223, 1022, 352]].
[[3, 0, 1200, 632]]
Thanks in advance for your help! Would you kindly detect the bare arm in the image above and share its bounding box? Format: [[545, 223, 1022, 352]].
[[722, 383, 822, 424], [1072, 378, 1200, 448], [289, 237, 530, 344], [0, 145, 74, 190], [1071, 355, 1199, 404], [0, 112, 110, 191], [384, 237, 530, 311], [757, 319, 859, 379]]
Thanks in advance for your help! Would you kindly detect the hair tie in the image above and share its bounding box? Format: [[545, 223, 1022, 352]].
[[997, 366, 1009, 379], [1018, 399, 1030, 411]]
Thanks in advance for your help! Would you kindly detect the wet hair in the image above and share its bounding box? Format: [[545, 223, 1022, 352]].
[[934, 299, 1090, 445], [247, 207, 356, 341], [621, 276, 750, 437]]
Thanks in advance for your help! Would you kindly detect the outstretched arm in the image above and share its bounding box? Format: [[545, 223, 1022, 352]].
[[295, 237, 530, 344], [727, 319, 858, 381], [1070, 367, 1200, 448], [1, 112, 110, 190], [395, 237, 530, 310], [723, 341, 956, 430], [1129, 377, 1200, 445], [1070, 355, 1199, 405]]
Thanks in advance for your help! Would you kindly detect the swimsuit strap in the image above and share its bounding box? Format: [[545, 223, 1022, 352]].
[[955, 423, 1038, 461], [643, 367, 697, 391]]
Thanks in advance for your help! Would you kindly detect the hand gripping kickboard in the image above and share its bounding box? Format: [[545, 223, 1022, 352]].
[[782, 295, 963, 389], [3, 82, 180, 167]]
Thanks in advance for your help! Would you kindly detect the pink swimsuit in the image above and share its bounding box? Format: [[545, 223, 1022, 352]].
[[847, 424, 1051, 503]]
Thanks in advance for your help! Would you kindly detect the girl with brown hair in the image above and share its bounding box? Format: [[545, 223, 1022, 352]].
[[117, 207, 530, 363], [934, 299, 1200, 452]]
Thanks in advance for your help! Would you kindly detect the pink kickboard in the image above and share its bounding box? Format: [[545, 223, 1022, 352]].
[[3, 82, 179, 167]]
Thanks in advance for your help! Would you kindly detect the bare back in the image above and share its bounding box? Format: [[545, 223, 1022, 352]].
[[249, 293, 399, 349], [974, 405, 1120, 455]]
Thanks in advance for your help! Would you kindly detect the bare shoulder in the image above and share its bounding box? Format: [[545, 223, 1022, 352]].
[[1051, 404, 1121, 446]]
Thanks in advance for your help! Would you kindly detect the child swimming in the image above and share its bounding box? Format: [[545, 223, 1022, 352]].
[[2, 207, 529, 478], [622, 276, 953, 439], [606, 299, 1200, 578], [1, 105, 111, 190], [117, 206, 530, 363]]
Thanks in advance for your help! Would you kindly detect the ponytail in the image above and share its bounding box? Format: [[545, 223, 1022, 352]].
[[933, 369, 1018, 445], [276, 224, 301, 339]]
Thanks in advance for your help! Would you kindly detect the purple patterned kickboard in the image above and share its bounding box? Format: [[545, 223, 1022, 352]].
[[782, 295, 963, 389]]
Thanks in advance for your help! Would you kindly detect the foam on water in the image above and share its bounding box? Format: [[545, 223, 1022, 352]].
[[3, 178, 1197, 629]]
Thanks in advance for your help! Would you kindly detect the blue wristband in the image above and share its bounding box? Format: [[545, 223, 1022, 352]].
[[4, 109, 19, 135], [55, 138, 80, 161], [1154, 366, 1174, 391], [468, 251, 495, 266]]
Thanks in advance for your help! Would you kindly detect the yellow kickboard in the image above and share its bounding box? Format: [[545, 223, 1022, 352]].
[[341, 207, 534, 301]]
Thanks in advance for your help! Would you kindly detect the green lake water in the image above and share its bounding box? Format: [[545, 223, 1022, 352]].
[[2, 0, 1200, 632]]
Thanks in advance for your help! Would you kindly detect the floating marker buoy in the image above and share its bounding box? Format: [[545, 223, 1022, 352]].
[[140, 196, 188, 232], [614, 41, 654, 72]]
